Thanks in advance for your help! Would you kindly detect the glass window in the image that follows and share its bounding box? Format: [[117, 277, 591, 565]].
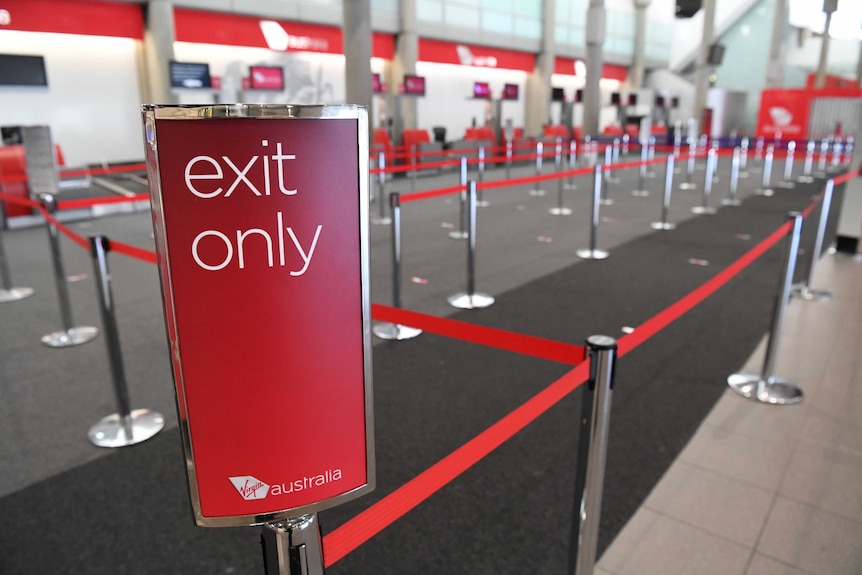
[[417, 0, 443, 22], [483, 10, 514, 35], [445, 4, 480, 28], [514, 17, 541, 38]]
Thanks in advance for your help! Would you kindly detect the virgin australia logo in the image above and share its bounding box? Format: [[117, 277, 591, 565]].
[[229, 475, 270, 500]]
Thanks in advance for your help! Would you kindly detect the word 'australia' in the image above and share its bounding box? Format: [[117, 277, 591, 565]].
[[270, 468, 343, 496]]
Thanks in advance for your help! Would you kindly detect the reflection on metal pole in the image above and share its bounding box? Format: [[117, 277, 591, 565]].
[[577, 165, 610, 260], [651, 155, 677, 230], [791, 180, 834, 302], [448, 181, 495, 309], [262, 514, 325, 575]]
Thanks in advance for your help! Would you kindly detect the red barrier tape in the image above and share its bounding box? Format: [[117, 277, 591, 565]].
[[372, 304, 586, 364], [108, 239, 158, 264], [322, 359, 592, 566], [0, 191, 40, 208], [400, 184, 465, 204], [37, 207, 90, 251]]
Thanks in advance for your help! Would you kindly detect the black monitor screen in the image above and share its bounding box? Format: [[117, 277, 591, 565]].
[[671, 96, 680, 109], [502, 83, 519, 101], [551, 87, 565, 102], [627, 93, 638, 106], [655, 95, 666, 108], [170, 61, 212, 89], [575, 89, 584, 103], [0, 54, 48, 87], [707, 44, 725, 66], [403, 74, 425, 96], [473, 82, 491, 99], [611, 92, 621, 105]]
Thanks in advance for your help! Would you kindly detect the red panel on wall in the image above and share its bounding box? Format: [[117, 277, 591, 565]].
[[554, 57, 578, 76], [419, 38, 535, 72], [372, 33, 395, 60], [0, 0, 143, 39], [553, 57, 628, 81], [757, 89, 812, 139]]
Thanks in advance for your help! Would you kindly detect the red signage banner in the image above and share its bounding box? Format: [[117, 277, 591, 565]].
[[143, 104, 374, 527]]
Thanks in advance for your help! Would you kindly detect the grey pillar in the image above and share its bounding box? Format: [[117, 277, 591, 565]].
[[765, 0, 787, 87], [343, 0, 373, 147], [391, 0, 418, 131], [583, 0, 606, 137], [525, 0, 556, 136], [815, 0, 838, 89], [693, 0, 716, 135], [142, 0, 177, 104], [629, 0, 650, 89]]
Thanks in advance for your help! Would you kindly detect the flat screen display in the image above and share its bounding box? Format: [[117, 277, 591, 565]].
[[473, 82, 491, 99], [611, 92, 621, 105], [170, 61, 212, 89], [0, 54, 48, 87], [575, 89, 584, 103], [372, 73, 384, 94], [671, 96, 680, 109], [551, 87, 565, 102], [502, 83, 519, 101], [249, 66, 284, 90], [656, 95, 666, 108], [627, 93, 638, 106], [403, 74, 425, 96]]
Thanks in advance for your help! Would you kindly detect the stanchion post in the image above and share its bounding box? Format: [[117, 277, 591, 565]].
[[565, 139, 578, 190], [692, 147, 718, 214], [791, 179, 834, 302], [651, 155, 677, 230], [777, 140, 796, 188], [600, 145, 614, 206], [607, 139, 621, 184], [727, 213, 804, 405], [449, 156, 469, 240], [40, 194, 99, 347], [815, 138, 829, 176], [529, 141, 546, 196], [261, 514, 325, 575], [577, 165, 610, 260], [371, 152, 391, 226], [739, 136, 750, 177], [505, 138, 512, 180], [448, 181, 494, 309], [568, 335, 617, 575], [722, 147, 742, 206], [756, 144, 775, 196], [410, 144, 418, 192], [373, 192, 422, 340], [829, 139, 842, 172], [87, 234, 164, 447], [679, 138, 697, 190], [476, 146, 489, 207], [0, 200, 35, 303], [632, 141, 649, 197], [798, 140, 815, 183]]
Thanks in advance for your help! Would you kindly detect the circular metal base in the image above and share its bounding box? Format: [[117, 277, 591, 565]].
[[476, 200, 490, 208], [738, 171, 749, 178], [88, 409, 165, 447], [776, 181, 796, 189], [791, 284, 831, 302], [631, 190, 650, 197], [528, 189, 546, 197], [447, 292, 495, 309], [599, 198, 614, 206], [607, 177, 621, 184], [549, 207, 573, 216], [721, 198, 743, 206], [448, 230, 468, 240], [576, 248, 610, 260], [42, 326, 99, 348], [650, 221, 677, 230], [797, 176, 815, 183], [372, 322, 423, 340], [727, 373, 803, 405], [0, 287, 35, 303], [370, 216, 392, 226], [691, 206, 717, 215], [564, 183, 578, 190], [679, 182, 697, 191], [755, 188, 774, 197]]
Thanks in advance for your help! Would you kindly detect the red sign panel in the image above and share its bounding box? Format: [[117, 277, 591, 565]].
[[756, 89, 811, 139], [143, 105, 373, 527]]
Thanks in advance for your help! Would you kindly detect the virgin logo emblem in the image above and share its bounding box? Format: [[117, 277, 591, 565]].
[[229, 475, 270, 500], [769, 107, 793, 128]]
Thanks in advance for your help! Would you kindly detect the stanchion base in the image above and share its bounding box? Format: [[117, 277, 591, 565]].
[[776, 181, 796, 189], [727, 373, 803, 405], [549, 206, 573, 216], [447, 292, 495, 309], [528, 189, 546, 197], [476, 200, 490, 208], [650, 221, 677, 231], [0, 287, 35, 303], [41, 326, 99, 348], [790, 284, 831, 302], [370, 216, 392, 226], [448, 230, 468, 240], [576, 248, 610, 260], [755, 188, 774, 197], [739, 171, 749, 178], [797, 176, 815, 183], [372, 322, 423, 341], [88, 409, 165, 448], [679, 183, 697, 190], [599, 199, 615, 206], [691, 206, 717, 215], [607, 177, 621, 184], [721, 198, 743, 206], [564, 183, 578, 190], [631, 190, 650, 197]]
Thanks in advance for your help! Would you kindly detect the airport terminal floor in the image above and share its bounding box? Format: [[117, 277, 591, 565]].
[[1, 151, 860, 574]]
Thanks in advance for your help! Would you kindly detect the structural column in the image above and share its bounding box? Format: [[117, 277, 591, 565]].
[[343, 0, 373, 147], [583, 0, 605, 137], [391, 0, 418, 131], [692, 0, 716, 135], [524, 0, 556, 136], [142, 0, 177, 104], [629, 0, 650, 89], [765, 0, 787, 88], [815, 0, 838, 89]]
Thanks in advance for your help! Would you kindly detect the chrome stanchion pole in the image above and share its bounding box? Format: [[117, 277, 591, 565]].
[[568, 335, 617, 575], [577, 165, 610, 260], [262, 514, 325, 575], [814, 138, 829, 177], [505, 138, 512, 180], [754, 136, 765, 165], [476, 146, 489, 207], [410, 144, 418, 193], [721, 147, 743, 206], [0, 201, 34, 303], [828, 139, 842, 173], [651, 155, 677, 230], [798, 140, 815, 183], [607, 138, 621, 184], [371, 151, 391, 226], [679, 138, 697, 190], [600, 145, 614, 206], [87, 235, 164, 447], [692, 147, 718, 214], [40, 195, 98, 347], [529, 141, 546, 196], [844, 136, 854, 165], [622, 133, 630, 155], [550, 155, 574, 216], [777, 140, 796, 188], [373, 193, 423, 340], [448, 181, 494, 309], [449, 156, 469, 240], [632, 141, 650, 197], [739, 136, 750, 177], [728, 212, 805, 405], [755, 144, 775, 196], [791, 179, 834, 302], [565, 139, 578, 190]]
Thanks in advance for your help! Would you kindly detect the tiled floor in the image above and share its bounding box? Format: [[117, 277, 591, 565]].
[[597, 251, 862, 575]]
